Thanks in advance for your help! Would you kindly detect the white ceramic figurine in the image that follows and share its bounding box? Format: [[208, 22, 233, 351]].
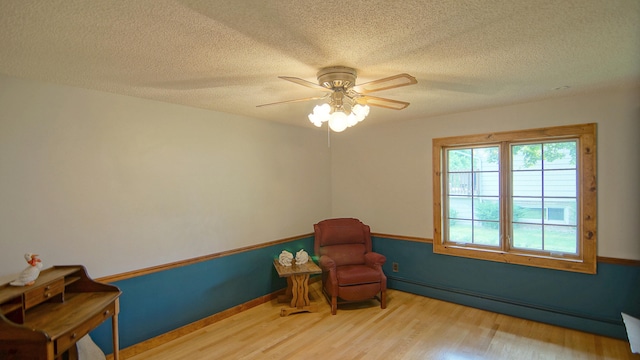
[[278, 250, 293, 266], [295, 249, 309, 265], [10, 253, 43, 286]]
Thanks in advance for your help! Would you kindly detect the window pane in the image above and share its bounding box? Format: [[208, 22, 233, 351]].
[[448, 172, 473, 195], [543, 170, 576, 197], [513, 197, 543, 224], [512, 224, 542, 250], [448, 149, 472, 172], [544, 225, 577, 254], [448, 220, 472, 243], [476, 172, 499, 196], [544, 141, 577, 170], [547, 208, 564, 221], [544, 198, 577, 225], [448, 196, 472, 220], [473, 147, 499, 171], [473, 221, 499, 246], [512, 170, 542, 197], [474, 197, 499, 221], [512, 144, 542, 170]]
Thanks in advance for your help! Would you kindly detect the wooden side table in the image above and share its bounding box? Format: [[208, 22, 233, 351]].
[[273, 259, 322, 316]]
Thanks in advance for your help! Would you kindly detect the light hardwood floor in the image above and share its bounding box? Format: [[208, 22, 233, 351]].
[[128, 282, 638, 359]]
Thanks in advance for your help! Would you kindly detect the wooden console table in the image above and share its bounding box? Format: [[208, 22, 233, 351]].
[[0, 265, 121, 360], [273, 259, 321, 316]]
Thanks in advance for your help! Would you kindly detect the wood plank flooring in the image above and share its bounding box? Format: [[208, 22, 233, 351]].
[[128, 282, 638, 359]]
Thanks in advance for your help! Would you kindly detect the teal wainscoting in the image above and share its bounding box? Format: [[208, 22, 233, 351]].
[[372, 236, 640, 340], [90, 236, 314, 354]]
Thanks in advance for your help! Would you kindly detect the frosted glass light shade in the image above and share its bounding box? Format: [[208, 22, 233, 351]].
[[308, 113, 322, 127], [352, 104, 370, 121], [328, 111, 348, 132], [315, 103, 331, 115], [347, 113, 359, 127]]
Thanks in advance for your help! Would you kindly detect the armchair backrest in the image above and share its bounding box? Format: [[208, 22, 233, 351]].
[[313, 218, 372, 266]]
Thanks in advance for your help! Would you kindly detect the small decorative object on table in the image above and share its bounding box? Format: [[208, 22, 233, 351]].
[[278, 250, 293, 266], [295, 249, 309, 265], [10, 253, 43, 286]]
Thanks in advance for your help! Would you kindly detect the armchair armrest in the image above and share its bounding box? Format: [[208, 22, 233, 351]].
[[319, 255, 336, 271], [364, 252, 386, 268], [319, 255, 338, 291]]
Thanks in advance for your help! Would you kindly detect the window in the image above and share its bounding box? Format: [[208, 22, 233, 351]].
[[432, 124, 596, 273]]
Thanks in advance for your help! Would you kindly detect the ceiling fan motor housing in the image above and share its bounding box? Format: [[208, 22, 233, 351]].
[[317, 66, 357, 89]]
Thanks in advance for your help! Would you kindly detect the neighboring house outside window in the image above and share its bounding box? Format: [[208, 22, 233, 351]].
[[432, 124, 596, 273]]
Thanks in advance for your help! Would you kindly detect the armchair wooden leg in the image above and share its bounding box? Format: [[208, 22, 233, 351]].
[[380, 290, 387, 309], [331, 296, 337, 315]]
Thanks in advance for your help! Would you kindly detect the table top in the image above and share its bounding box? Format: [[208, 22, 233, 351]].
[[22, 291, 119, 339], [273, 259, 321, 277]]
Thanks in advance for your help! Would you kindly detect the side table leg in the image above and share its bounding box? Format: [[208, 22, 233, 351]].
[[290, 274, 300, 308], [290, 274, 310, 308], [67, 344, 79, 360], [277, 277, 293, 303], [285, 277, 293, 298], [112, 300, 120, 360]]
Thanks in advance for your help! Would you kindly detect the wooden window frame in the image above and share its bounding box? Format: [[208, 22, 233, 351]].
[[432, 124, 597, 274]]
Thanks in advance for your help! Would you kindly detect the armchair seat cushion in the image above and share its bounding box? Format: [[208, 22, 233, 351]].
[[336, 265, 383, 286]]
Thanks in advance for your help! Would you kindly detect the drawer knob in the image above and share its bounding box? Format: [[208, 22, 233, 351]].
[[71, 333, 77, 339], [45, 293, 51, 298], [104, 310, 110, 316], [45, 285, 51, 290]]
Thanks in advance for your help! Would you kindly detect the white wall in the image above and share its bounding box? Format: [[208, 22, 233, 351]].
[[331, 84, 640, 260], [2, 77, 637, 284], [0, 75, 332, 279]]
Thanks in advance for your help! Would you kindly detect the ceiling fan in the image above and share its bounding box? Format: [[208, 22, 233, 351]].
[[257, 66, 417, 132]]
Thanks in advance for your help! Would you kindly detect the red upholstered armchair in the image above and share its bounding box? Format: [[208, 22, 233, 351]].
[[313, 218, 387, 315]]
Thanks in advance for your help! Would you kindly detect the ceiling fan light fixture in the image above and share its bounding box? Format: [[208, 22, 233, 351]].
[[315, 103, 331, 116], [352, 104, 370, 120], [260, 66, 416, 132], [308, 113, 322, 127], [328, 111, 348, 132], [309, 103, 332, 127], [347, 113, 359, 127], [308, 102, 370, 131]]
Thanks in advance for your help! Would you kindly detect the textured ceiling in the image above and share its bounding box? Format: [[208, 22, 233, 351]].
[[0, 0, 638, 129]]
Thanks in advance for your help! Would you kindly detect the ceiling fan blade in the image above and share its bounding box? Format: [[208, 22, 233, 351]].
[[256, 95, 326, 108], [359, 95, 410, 110], [353, 73, 417, 94], [279, 76, 332, 92]]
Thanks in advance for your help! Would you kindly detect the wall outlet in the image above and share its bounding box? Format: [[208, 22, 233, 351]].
[[392, 262, 399, 272]]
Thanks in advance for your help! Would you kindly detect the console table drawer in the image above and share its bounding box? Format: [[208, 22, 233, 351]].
[[24, 279, 64, 310], [55, 302, 116, 355]]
